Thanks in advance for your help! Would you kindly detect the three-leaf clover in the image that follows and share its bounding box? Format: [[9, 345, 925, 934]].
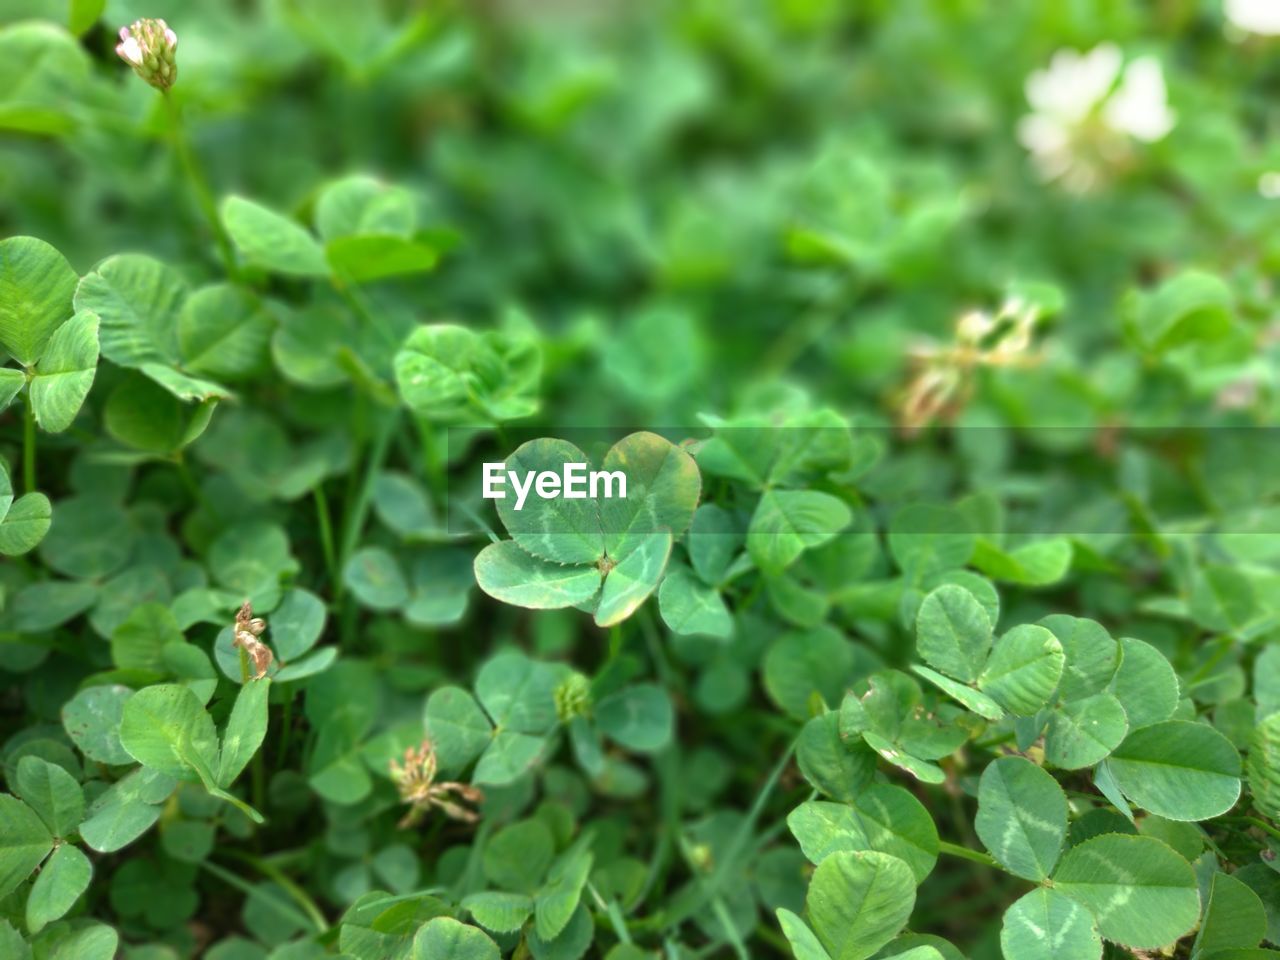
[[474, 431, 701, 626]]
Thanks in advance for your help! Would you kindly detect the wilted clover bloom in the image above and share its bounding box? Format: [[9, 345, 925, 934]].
[[116, 19, 178, 91], [233, 601, 274, 680], [899, 297, 1044, 431], [1018, 45, 1174, 192], [389, 740, 484, 828]]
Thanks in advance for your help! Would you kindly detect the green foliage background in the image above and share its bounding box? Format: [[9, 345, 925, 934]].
[[1, 1, 1280, 959]]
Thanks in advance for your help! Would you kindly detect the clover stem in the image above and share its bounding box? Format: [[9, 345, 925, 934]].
[[1226, 815, 1280, 842], [340, 412, 399, 563], [207, 851, 329, 933], [336, 408, 400, 622], [451, 817, 493, 900], [334, 281, 399, 353], [587, 881, 633, 945], [753, 922, 791, 955], [199, 860, 318, 933], [252, 748, 265, 816], [342, 409, 399, 563], [711, 895, 750, 960], [937, 839, 999, 868], [663, 737, 798, 930], [175, 455, 217, 521], [638, 604, 676, 690], [633, 608, 685, 909], [22, 391, 36, 492], [416, 415, 445, 503], [161, 90, 235, 274], [276, 689, 294, 764], [312, 485, 338, 591]]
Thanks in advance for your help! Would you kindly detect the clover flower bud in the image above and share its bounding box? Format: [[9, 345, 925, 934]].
[[555, 672, 593, 722], [116, 19, 178, 91]]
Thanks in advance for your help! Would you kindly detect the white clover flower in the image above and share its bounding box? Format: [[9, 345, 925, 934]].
[[1018, 45, 1174, 192], [116, 18, 179, 91], [1225, 0, 1280, 36], [1103, 57, 1175, 142], [116, 31, 144, 68]]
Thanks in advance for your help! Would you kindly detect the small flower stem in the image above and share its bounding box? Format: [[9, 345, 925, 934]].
[[711, 895, 750, 960], [416, 415, 446, 503], [339, 409, 400, 573], [161, 91, 235, 274], [206, 852, 329, 933], [754, 922, 792, 955], [312, 485, 338, 591], [22, 391, 36, 492], [662, 738, 797, 931], [174, 455, 217, 520], [937, 839, 999, 868], [587, 882, 633, 945], [252, 748, 266, 814], [276, 690, 294, 765], [1225, 815, 1280, 842], [337, 409, 400, 644]]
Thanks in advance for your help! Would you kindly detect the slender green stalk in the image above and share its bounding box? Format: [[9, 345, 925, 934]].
[[211, 851, 329, 933], [417, 415, 446, 501], [339, 409, 400, 568], [755, 789, 817, 849], [1226, 815, 1280, 842], [22, 392, 35, 492], [161, 91, 235, 273], [754, 922, 792, 956], [336, 408, 400, 620], [588, 881, 633, 945], [711, 896, 749, 960], [251, 749, 265, 816], [276, 690, 294, 765], [937, 839, 999, 868], [312, 486, 338, 590], [663, 738, 797, 929], [334, 282, 399, 353], [639, 605, 677, 690], [759, 276, 852, 376], [452, 818, 494, 900], [635, 606, 683, 910], [200, 861, 317, 933], [175, 456, 217, 520]]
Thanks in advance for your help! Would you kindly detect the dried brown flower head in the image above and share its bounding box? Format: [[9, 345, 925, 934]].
[[897, 297, 1045, 432], [389, 739, 484, 828], [233, 601, 273, 680]]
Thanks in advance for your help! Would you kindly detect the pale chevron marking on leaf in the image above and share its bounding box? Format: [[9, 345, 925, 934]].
[[1011, 892, 1091, 952], [1011, 900, 1056, 951], [1060, 845, 1136, 922], [1054, 900, 1094, 951], [851, 791, 932, 862], [979, 759, 1066, 879], [997, 804, 1061, 871]]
